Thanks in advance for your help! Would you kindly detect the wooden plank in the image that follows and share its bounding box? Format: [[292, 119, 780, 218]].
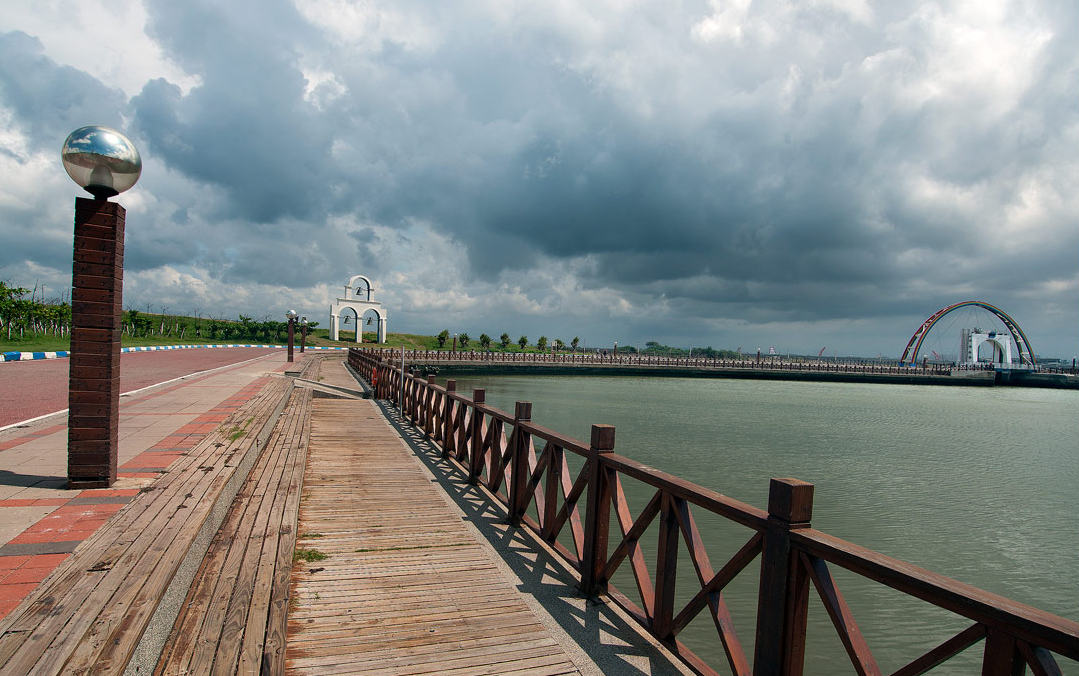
[[260, 389, 311, 674], [236, 389, 311, 673], [158, 389, 299, 676], [284, 393, 584, 675], [153, 386, 311, 676]]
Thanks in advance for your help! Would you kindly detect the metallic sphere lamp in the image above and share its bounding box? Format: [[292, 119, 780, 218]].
[[285, 310, 298, 321], [61, 126, 142, 200]]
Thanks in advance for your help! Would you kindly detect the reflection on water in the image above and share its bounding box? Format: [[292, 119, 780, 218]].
[[445, 374, 1079, 674]]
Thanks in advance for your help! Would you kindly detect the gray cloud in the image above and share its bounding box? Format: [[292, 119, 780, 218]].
[[0, 1, 1076, 357]]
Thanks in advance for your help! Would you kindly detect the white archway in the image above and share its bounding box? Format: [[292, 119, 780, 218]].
[[961, 328, 1015, 365], [329, 275, 388, 343]]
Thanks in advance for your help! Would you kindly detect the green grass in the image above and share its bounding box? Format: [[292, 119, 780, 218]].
[[0, 334, 71, 352], [0, 334, 260, 353], [3, 310, 571, 355], [294, 548, 328, 563], [1, 329, 436, 353], [226, 418, 252, 442]]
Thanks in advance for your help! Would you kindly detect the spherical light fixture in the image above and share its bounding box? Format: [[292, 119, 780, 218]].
[[61, 126, 142, 200], [285, 310, 298, 321]]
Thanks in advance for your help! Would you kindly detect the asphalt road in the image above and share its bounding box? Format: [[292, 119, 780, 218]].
[[0, 348, 281, 427]]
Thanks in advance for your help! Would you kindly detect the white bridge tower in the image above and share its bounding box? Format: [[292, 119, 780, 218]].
[[960, 328, 1015, 366]]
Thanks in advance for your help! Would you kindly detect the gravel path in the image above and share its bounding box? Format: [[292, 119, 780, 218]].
[[0, 348, 280, 426]]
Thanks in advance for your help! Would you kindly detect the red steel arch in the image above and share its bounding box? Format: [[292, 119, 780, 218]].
[[900, 301, 1036, 367]]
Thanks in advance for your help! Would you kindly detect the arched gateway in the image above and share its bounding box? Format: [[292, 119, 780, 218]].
[[900, 301, 1035, 367], [329, 275, 388, 344]]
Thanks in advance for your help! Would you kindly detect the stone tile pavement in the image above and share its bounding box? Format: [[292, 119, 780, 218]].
[[0, 350, 309, 619]]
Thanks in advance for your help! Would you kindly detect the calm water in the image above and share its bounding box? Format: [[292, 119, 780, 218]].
[[445, 374, 1078, 674]]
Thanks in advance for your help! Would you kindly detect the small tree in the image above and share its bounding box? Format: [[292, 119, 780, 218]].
[[571, 336, 580, 352], [537, 335, 548, 351], [554, 338, 565, 352], [239, 314, 256, 340], [479, 333, 491, 349], [500, 333, 511, 350], [459, 332, 470, 348], [518, 335, 528, 350], [437, 329, 450, 348], [124, 309, 140, 336]]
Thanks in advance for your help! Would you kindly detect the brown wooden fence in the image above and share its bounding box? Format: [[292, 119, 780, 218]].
[[351, 347, 980, 376], [349, 348, 1078, 676]]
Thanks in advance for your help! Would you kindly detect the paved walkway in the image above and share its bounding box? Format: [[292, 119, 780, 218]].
[[0, 350, 303, 619]]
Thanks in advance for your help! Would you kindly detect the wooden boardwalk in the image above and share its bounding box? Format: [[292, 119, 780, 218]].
[[285, 397, 585, 676]]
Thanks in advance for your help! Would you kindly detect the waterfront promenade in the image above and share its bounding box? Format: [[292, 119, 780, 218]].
[[0, 351, 689, 674]]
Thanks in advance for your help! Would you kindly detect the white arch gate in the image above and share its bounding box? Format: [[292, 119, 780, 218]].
[[329, 275, 388, 344]]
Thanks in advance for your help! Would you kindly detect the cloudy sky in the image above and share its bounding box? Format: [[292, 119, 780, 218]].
[[1, 0, 1075, 358]]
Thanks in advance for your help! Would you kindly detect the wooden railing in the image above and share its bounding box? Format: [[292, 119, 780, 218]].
[[349, 349, 1078, 676], [353, 347, 972, 376]]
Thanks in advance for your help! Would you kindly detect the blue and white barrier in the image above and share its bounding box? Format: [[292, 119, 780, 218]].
[[1, 344, 350, 362], [1, 350, 70, 362]]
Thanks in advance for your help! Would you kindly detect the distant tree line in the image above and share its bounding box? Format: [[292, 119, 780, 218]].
[[0, 281, 70, 339], [426, 328, 743, 359], [642, 341, 742, 359], [1, 280, 318, 344]]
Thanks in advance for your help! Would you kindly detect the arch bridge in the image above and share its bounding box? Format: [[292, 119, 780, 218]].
[[900, 301, 1035, 368]]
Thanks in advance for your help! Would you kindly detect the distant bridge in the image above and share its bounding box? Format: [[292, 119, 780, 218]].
[[900, 301, 1036, 368]]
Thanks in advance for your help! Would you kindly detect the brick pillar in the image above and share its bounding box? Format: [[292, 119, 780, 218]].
[[68, 197, 125, 488]]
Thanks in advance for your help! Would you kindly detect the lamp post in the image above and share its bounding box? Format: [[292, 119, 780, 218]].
[[300, 317, 308, 353], [61, 125, 141, 488], [286, 310, 297, 362]]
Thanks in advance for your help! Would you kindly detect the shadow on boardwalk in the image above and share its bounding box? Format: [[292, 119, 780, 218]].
[[374, 398, 693, 676]]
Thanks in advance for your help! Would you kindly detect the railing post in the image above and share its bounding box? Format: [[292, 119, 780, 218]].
[[508, 401, 532, 526], [981, 629, 1025, 676], [406, 370, 417, 425], [653, 493, 679, 640], [424, 375, 436, 438], [753, 478, 814, 676], [468, 389, 486, 484], [442, 380, 456, 459], [580, 424, 615, 596]]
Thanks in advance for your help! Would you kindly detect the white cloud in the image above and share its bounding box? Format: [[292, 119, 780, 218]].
[[0, 0, 200, 97], [692, 0, 755, 44], [293, 0, 442, 53]]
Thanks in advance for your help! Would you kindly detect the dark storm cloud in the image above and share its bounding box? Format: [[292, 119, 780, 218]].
[[131, 0, 334, 222]]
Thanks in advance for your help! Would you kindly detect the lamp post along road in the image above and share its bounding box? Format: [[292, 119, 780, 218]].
[[300, 317, 308, 353], [62, 126, 141, 488], [286, 310, 297, 363]]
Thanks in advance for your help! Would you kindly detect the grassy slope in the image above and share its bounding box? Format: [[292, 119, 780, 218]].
[[1, 328, 443, 353], [3, 314, 554, 354]]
